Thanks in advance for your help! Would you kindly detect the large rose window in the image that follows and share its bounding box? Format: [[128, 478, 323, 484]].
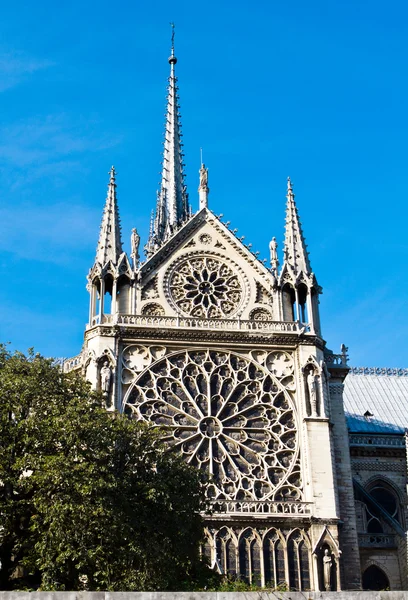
[[165, 255, 244, 318], [124, 350, 301, 501]]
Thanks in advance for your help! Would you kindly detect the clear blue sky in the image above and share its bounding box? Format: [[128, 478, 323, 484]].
[[0, 0, 407, 367]]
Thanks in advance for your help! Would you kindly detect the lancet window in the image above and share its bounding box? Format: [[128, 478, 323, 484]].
[[211, 527, 312, 590]]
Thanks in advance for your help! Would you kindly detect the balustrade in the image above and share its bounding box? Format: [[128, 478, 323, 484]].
[[208, 499, 313, 516], [358, 533, 397, 548], [116, 314, 302, 333]]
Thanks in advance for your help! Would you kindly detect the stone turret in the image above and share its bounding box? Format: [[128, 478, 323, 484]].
[[278, 178, 321, 334], [87, 167, 133, 326]]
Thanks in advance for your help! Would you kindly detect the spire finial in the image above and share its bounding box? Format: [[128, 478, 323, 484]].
[[169, 22, 177, 64], [287, 176, 293, 194]]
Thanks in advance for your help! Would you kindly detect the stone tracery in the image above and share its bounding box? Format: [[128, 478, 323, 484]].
[[166, 255, 245, 318], [124, 349, 301, 501]]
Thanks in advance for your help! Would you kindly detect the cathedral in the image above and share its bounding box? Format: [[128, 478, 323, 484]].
[[64, 38, 408, 592]]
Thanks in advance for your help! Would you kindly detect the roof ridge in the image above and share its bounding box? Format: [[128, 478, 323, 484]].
[[349, 367, 408, 377]]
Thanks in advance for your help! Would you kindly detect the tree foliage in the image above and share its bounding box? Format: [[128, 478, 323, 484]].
[[0, 345, 214, 591]]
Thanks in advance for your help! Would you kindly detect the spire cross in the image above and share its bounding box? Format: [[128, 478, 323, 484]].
[[170, 22, 175, 56]]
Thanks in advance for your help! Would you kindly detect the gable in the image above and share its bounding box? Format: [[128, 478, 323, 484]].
[[138, 209, 277, 320]]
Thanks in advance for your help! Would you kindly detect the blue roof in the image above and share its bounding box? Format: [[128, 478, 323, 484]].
[[343, 368, 408, 434]]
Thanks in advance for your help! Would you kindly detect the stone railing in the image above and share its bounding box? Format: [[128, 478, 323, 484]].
[[115, 314, 303, 333], [208, 499, 313, 516], [349, 434, 405, 447], [358, 533, 397, 548], [63, 354, 83, 372], [325, 352, 348, 367], [90, 314, 114, 327]]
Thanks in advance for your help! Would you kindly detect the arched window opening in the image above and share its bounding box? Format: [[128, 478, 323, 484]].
[[299, 541, 310, 590], [297, 284, 308, 324], [202, 536, 212, 565], [274, 540, 286, 588], [311, 288, 320, 333], [263, 533, 277, 588], [250, 539, 261, 586], [370, 485, 400, 522], [216, 529, 237, 576], [225, 538, 237, 576], [366, 504, 383, 534], [239, 535, 250, 583], [282, 284, 296, 321], [238, 530, 261, 584], [362, 565, 390, 591], [288, 537, 300, 590], [103, 275, 114, 315], [117, 275, 130, 314]]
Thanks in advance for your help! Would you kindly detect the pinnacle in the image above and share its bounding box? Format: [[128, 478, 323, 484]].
[[94, 167, 123, 267], [282, 178, 311, 277]]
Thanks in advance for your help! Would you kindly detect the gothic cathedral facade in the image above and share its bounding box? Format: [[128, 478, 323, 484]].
[[65, 44, 364, 591]]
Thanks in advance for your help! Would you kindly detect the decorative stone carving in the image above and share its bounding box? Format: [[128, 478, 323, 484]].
[[125, 349, 301, 501], [165, 254, 246, 318], [141, 276, 159, 300], [249, 308, 273, 321], [249, 350, 295, 391], [141, 302, 165, 316], [121, 344, 167, 385], [255, 281, 273, 305], [198, 233, 212, 245]]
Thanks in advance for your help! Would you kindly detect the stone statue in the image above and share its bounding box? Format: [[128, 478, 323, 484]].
[[199, 164, 208, 189], [131, 227, 140, 266], [307, 369, 318, 417], [100, 360, 112, 397], [269, 237, 279, 270], [323, 548, 332, 591]]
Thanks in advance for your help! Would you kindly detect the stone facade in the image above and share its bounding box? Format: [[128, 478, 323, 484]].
[[64, 42, 406, 592]]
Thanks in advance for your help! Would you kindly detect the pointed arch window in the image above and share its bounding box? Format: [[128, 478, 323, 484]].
[[287, 531, 311, 591], [239, 529, 261, 585], [215, 528, 237, 576]]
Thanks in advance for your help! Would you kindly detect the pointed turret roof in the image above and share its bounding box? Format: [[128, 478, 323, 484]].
[[282, 177, 311, 276], [95, 166, 123, 266], [146, 27, 190, 253]]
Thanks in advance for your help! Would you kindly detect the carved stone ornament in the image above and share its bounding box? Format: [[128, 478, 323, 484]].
[[141, 302, 165, 316], [121, 344, 166, 385], [165, 254, 247, 318], [124, 349, 301, 501], [141, 276, 159, 300], [199, 233, 212, 245], [250, 350, 296, 391], [249, 308, 273, 321]]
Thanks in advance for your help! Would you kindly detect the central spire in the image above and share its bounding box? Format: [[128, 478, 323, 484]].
[[146, 25, 190, 255]]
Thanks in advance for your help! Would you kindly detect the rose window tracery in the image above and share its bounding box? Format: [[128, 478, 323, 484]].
[[166, 255, 245, 318], [124, 349, 301, 501]]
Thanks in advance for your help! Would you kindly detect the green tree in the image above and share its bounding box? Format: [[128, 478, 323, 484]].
[[0, 345, 214, 591]]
